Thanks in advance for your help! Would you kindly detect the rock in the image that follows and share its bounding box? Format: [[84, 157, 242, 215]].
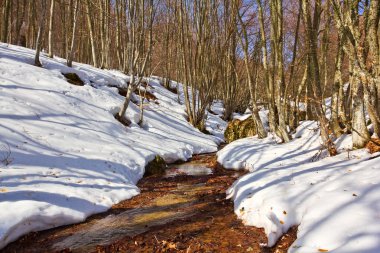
[[224, 117, 257, 143], [62, 72, 84, 86], [144, 155, 167, 177], [167, 85, 178, 94]]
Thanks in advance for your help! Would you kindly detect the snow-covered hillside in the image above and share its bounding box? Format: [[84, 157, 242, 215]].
[[0, 43, 221, 249], [218, 122, 380, 253]]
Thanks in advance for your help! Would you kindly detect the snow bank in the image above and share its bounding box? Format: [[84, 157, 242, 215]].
[[0, 43, 219, 248], [218, 121, 380, 252]]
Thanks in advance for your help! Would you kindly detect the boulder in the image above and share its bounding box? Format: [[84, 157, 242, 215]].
[[224, 117, 257, 143], [62, 72, 84, 86], [144, 155, 167, 177]]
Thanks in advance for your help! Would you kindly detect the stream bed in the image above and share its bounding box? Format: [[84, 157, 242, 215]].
[[3, 153, 296, 253]]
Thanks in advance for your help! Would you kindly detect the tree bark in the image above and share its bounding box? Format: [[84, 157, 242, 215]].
[[85, 0, 98, 68], [35, 0, 47, 67], [48, 0, 55, 58], [1, 0, 11, 42], [303, 0, 337, 155], [67, 0, 79, 67]]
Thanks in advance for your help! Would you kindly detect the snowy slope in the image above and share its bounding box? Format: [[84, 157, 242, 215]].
[[0, 43, 219, 249], [218, 122, 380, 252], [205, 100, 228, 141]]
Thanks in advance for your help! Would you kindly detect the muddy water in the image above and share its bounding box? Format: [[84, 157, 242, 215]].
[[3, 154, 296, 253]]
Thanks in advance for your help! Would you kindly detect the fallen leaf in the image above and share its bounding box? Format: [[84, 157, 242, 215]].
[[318, 249, 329, 252], [280, 220, 285, 224], [0, 188, 8, 193], [167, 242, 176, 249], [161, 240, 176, 249]]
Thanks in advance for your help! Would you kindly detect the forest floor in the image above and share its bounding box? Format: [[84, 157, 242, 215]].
[[3, 153, 296, 253]]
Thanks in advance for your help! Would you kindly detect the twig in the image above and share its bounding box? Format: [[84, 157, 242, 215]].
[[0, 143, 13, 167]]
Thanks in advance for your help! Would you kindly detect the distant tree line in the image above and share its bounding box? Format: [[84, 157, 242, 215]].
[[1, 0, 379, 153]]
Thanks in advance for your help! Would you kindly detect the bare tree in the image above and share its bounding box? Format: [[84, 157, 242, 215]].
[[117, 0, 155, 122], [303, 0, 337, 155], [85, 0, 98, 68], [331, 0, 379, 147], [67, 0, 80, 67], [34, 0, 47, 67], [1, 0, 11, 42], [236, 3, 267, 138], [48, 0, 55, 58]]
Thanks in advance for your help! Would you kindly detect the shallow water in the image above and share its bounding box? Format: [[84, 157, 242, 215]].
[[51, 162, 215, 252], [165, 163, 213, 177]]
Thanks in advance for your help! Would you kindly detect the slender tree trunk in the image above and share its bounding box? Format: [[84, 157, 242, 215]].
[[67, 0, 79, 67], [35, 0, 47, 67], [257, 0, 279, 137], [303, 0, 337, 155], [331, 34, 345, 136], [48, 0, 55, 58], [1, 0, 11, 42], [237, 8, 267, 138], [85, 0, 98, 68]]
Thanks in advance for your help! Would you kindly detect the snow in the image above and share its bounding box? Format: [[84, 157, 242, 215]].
[[232, 109, 269, 131], [218, 121, 380, 252], [205, 101, 228, 142], [0, 43, 221, 249], [205, 112, 227, 142], [210, 100, 224, 116]]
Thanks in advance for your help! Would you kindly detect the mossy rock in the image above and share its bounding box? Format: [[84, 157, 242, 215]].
[[224, 117, 257, 143], [144, 155, 167, 177], [62, 72, 84, 86]]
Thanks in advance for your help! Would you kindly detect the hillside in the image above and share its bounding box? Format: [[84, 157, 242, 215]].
[[0, 43, 224, 249]]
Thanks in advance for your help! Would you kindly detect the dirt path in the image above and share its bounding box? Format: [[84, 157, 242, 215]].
[[3, 154, 296, 253]]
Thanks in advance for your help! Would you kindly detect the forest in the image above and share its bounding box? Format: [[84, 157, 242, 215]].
[[0, 0, 379, 252], [2, 0, 380, 150]]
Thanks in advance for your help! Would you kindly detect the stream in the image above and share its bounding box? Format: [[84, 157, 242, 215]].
[[3, 153, 296, 253]]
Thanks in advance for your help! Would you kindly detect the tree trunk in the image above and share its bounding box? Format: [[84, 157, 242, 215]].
[[48, 0, 55, 58], [67, 0, 79, 67], [303, 0, 337, 155], [1, 0, 11, 42], [331, 33, 345, 136], [85, 0, 98, 68], [35, 0, 47, 67], [237, 8, 267, 138], [351, 68, 371, 148]]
